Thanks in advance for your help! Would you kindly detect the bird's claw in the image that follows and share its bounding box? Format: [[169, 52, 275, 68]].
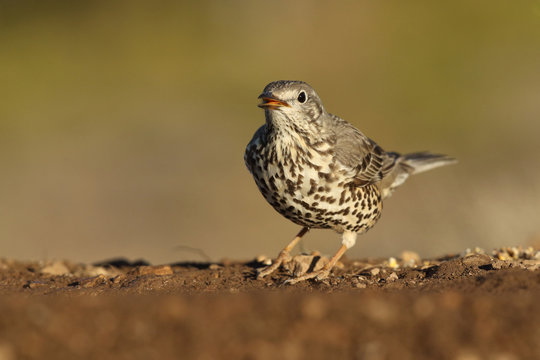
[[256, 251, 292, 279], [256, 264, 280, 279]]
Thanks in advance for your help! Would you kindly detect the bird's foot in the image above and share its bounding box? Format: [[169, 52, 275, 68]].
[[256, 251, 291, 279], [284, 268, 331, 285]]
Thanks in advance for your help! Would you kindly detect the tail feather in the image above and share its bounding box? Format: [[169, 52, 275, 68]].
[[380, 151, 456, 198], [401, 152, 457, 175]]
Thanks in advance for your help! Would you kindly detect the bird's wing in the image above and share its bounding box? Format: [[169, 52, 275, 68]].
[[329, 115, 395, 187]]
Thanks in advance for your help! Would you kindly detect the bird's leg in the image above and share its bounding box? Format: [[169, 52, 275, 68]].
[[285, 231, 357, 284], [257, 227, 309, 279]]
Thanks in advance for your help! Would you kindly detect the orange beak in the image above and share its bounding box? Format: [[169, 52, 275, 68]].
[[258, 96, 289, 109]]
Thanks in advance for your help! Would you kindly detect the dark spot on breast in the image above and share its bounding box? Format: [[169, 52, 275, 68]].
[[339, 190, 346, 205], [286, 179, 296, 195], [307, 179, 317, 196], [269, 176, 278, 191]]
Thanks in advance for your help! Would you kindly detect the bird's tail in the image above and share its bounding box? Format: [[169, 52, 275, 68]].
[[401, 152, 457, 175], [380, 151, 456, 198]]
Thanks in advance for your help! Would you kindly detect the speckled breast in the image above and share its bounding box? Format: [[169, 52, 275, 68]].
[[245, 135, 383, 234]]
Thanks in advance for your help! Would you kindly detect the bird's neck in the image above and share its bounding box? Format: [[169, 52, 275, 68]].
[[265, 111, 320, 150]]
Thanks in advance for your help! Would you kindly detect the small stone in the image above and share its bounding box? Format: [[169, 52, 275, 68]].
[[387, 272, 398, 282], [462, 254, 492, 267], [491, 260, 510, 270], [79, 274, 107, 288], [129, 265, 173, 276], [255, 255, 272, 266], [355, 283, 367, 289], [400, 251, 421, 267], [209, 264, 222, 270], [41, 262, 70, 276], [519, 259, 540, 271], [387, 257, 399, 269], [370, 268, 380, 276], [81, 265, 120, 277], [461, 247, 486, 257]]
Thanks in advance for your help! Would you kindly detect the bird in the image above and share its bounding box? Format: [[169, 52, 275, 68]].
[[244, 80, 456, 284]]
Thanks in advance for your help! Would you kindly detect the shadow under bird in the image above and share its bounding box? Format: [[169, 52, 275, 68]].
[[244, 80, 456, 284]]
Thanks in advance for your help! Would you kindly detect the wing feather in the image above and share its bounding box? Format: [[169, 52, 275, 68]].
[[328, 114, 394, 186]]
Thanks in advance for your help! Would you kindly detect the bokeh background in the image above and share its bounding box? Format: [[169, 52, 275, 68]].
[[1, 1, 539, 264]]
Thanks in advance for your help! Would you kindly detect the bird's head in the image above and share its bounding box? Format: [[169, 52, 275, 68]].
[[258, 80, 327, 134]]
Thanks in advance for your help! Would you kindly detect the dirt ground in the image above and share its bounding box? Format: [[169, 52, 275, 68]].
[[0, 247, 539, 360]]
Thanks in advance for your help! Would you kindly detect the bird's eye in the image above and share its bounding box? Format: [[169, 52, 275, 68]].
[[297, 91, 307, 103]]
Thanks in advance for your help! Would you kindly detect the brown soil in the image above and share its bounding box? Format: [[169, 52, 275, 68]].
[[0, 250, 539, 360]]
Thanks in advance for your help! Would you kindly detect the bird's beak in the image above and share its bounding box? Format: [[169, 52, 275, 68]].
[[258, 96, 289, 109]]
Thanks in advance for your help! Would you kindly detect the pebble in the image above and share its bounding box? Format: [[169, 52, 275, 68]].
[[387, 272, 398, 282], [400, 251, 421, 267], [41, 262, 70, 276], [370, 268, 380, 276], [462, 253, 492, 267], [129, 265, 173, 276], [79, 274, 108, 288], [492, 246, 539, 261], [387, 257, 399, 269], [81, 265, 120, 277], [519, 259, 540, 271], [255, 255, 272, 266], [461, 247, 487, 257], [491, 260, 510, 270]]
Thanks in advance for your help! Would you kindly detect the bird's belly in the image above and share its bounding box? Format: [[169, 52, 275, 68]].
[[255, 161, 383, 233]]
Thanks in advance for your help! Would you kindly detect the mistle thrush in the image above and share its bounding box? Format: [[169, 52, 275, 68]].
[[244, 80, 456, 284]]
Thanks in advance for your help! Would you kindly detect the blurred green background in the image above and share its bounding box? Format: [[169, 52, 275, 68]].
[[1, 1, 539, 264]]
